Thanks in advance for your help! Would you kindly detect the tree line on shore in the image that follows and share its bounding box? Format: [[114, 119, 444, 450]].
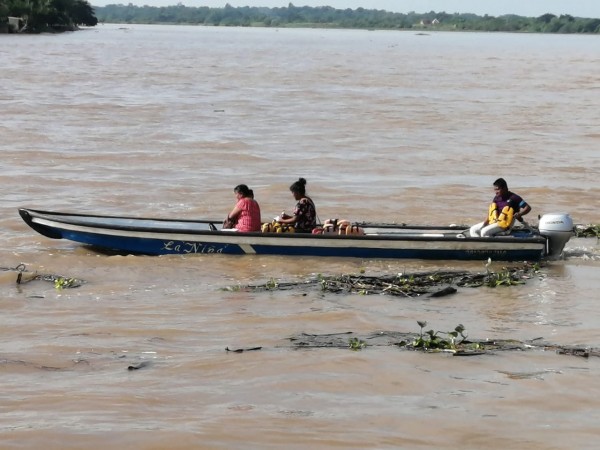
[[1, 0, 97, 32], [3, 2, 600, 34], [93, 4, 600, 34]]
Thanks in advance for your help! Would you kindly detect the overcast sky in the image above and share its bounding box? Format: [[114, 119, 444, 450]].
[[91, 0, 600, 18]]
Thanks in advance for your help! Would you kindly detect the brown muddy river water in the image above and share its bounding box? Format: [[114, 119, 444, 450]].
[[1, 24, 600, 449]]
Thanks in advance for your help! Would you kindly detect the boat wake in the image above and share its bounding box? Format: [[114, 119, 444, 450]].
[[564, 242, 600, 261]]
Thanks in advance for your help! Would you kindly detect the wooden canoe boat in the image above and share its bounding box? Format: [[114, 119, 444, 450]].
[[18, 208, 573, 261]]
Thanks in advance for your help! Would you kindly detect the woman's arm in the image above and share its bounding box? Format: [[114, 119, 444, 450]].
[[227, 205, 242, 224], [277, 213, 296, 225]]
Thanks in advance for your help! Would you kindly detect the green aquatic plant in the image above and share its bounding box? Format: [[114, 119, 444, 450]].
[[54, 277, 78, 290], [412, 321, 468, 351], [485, 268, 525, 287], [574, 224, 600, 238], [265, 277, 279, 290], [348, 337, 366, 351], [403, 274, 415, 285]]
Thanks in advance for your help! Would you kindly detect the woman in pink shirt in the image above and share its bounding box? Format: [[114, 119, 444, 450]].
[[224, 184, 262, 232]]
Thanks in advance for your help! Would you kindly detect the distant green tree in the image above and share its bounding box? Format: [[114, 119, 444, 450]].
[[1, 0, 96, 31], [537, 13, 556, 24], [70, 0, 97, 26], [582, 18, 600, 32]]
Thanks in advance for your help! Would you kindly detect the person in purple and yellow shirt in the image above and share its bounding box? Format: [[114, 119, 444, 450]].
[[470, 178, 531, 237]]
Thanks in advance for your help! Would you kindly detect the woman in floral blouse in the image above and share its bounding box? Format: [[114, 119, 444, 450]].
[[277, 178, 317, 233]]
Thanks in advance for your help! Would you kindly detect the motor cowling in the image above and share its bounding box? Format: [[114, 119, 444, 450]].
[[538, 213, 574, 259]]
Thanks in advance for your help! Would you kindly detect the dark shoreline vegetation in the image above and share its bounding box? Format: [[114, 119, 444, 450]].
[[2, 2, 600, 34], [91, 4, 600, 33], [0, 0, 97, 33]]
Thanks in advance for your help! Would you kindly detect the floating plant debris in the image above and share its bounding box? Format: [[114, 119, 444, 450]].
[[236, 262, 543, 297], [226, 322, 600, 359], [2, 264, 85, 289]]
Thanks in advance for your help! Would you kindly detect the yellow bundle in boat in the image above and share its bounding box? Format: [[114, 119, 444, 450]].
[[262, 221, 295, 233]]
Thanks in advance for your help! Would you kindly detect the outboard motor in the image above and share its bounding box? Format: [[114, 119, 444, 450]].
[[538, 213, 574, 259]]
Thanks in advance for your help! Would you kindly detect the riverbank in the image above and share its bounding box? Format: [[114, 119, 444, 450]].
[[93, 5, 600, 34]]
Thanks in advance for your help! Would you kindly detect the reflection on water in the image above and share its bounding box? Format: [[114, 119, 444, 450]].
[[1, 24, 600, 449]]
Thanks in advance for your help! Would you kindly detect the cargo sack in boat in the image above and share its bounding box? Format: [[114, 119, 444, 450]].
[[337, 220, 351, 234], [346, 224, 365, 236], [262, 221, 295, 233], [322, 219, 364, 235], [322, 219, 340, 234]]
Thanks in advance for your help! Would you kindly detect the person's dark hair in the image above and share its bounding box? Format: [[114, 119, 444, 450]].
[[234, 184, 254, 198], [289, 178, 307, 196], [493, 178, 508, 190]]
